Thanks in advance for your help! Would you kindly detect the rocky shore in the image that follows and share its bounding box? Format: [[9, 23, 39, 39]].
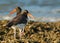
[[0, 20, 60, 43]]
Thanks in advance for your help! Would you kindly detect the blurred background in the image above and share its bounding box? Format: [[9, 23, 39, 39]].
[[0, 0, 60, 21]]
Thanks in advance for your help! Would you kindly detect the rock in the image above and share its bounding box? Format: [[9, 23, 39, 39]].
[[0, 20, 60, 43]]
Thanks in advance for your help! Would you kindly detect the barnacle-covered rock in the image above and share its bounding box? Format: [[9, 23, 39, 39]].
[[0, 20, 60, 43]]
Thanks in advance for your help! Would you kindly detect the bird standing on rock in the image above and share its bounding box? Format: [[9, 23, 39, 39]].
[[5, 7, 35, 38]]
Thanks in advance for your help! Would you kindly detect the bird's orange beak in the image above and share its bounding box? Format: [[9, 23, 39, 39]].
[[10, 9, 16, 14], [28, 13, 35, 19]]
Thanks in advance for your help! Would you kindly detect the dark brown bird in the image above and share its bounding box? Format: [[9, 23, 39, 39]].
[[6, 8, 35, 28], [6, 7, 22, 27], [5, 7, 35, 37]]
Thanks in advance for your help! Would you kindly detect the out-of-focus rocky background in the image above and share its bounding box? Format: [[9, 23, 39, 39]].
[[0, 20, 60, 43]]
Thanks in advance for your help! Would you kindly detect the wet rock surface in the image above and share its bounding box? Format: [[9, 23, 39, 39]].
[[0, 20, 60, 43]]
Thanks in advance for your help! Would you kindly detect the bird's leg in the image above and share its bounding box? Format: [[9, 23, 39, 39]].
[[18, 24, 25, 39], [11, 26, 16, 39], [21, 24, 26, 35], [19, 28, 22, 39]]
